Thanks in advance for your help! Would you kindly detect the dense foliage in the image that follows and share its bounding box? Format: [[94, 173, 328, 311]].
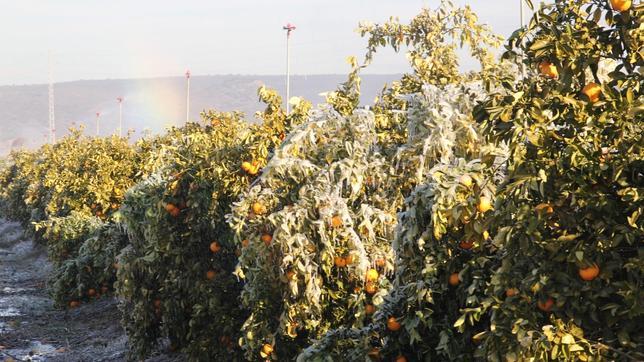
[[49, 221, 129, 307], [116, 90, 311, 360], [0, 131, 158, 309], [0, 1, 640, 361], [302, 1, 643, 361]]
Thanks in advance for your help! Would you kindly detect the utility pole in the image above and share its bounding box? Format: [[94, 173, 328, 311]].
[[185, 69, 191, 123], [520, 0, 526, 78], [48, 51, 56, 144], [95, 112, 101, 136], [282, 23, 296, 114], [116, 97, 123, 137]]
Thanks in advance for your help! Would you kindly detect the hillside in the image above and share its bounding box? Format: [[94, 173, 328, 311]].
[[0, 74, 400, 155]]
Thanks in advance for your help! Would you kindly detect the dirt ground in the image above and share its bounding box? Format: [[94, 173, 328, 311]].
[[0, 219, 182, 362]]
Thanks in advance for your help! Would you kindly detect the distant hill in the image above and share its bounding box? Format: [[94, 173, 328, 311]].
[[0, 74, 401, 155]]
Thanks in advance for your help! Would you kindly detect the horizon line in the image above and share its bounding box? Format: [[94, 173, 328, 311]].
[[0, 72, 405, 88]]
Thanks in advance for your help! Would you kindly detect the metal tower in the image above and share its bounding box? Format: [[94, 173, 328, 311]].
[[185, 69, 191, 123], [48, 51, 56, 144], [95, 112, 101, 136]]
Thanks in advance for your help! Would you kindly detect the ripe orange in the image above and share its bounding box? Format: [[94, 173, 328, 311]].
[[395, 355, 407, 362], [165, 203, 177, 213], [88, 288, 96, 297], [252, 202, 266, 215], [345, 254, 354, 265], [365, 304, 376, 315], [334, 256, 347, 267], [261, 233, 273, 246], [241, 239, 250, 248], [375, 258, 386, 267], [365, 283, 377, 295], [367, 348, 381, 359], [206, 270, 217, 280], [247, 166, 259, 176], [331, 215, 343, 228], [459, 174, 473, 187], [241, 161, 252, 172], [209, 241, 221, 253], [366, 269, 379, 282], [477, 196, 493, 213], [505, 288, 519, 297], [537, 297, 554, 312], [165, 203, 180, 217], [448, 272, 460, 286], [538, 60, 558, 79], [610, 0, 632, 11], [459, 240, 474, 250], [387, 316, 401, 332], [582, 83, 602, 103], [534, 203, 554, 215], [579, 263, 600, 281], [260, 344, 273, 358]]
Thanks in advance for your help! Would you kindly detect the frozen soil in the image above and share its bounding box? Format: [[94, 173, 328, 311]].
[[0, 220, 183, 362]]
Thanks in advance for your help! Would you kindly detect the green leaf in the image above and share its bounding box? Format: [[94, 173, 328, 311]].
[[453, 314, 466, 328], [561, 333, 575, 344]]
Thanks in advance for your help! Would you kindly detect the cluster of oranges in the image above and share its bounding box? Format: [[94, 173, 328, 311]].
[[241, 161, 261, 176], [67, 284, 111, 309], [537, 60, 603, 103]]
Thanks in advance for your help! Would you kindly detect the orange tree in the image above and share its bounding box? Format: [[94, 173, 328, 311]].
[[33, 130, 143, 222], [115, 89, 310, 360], [229, 106, 398, 360], [302, 0, 643, 360], [477, 0, 643, 359], [49, 220, 129, 308], [0, 150, 41, 224], [297, 88, 508, 361], [0, 129, 163, 311], [44, 127, 211, 310], [230, 2, 507, 359], [0, 130, 144, 242]]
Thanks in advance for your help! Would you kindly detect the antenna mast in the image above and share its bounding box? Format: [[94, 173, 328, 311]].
[[48, 51, 56, 144]]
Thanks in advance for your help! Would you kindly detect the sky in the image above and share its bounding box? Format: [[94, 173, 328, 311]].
[[0, 1, 538, 86]]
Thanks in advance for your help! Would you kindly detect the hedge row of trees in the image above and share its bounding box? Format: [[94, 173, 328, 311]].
[[0, 1, 641, 360]]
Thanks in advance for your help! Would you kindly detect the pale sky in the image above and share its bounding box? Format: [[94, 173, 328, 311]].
[[0, 1, 537, 86]]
